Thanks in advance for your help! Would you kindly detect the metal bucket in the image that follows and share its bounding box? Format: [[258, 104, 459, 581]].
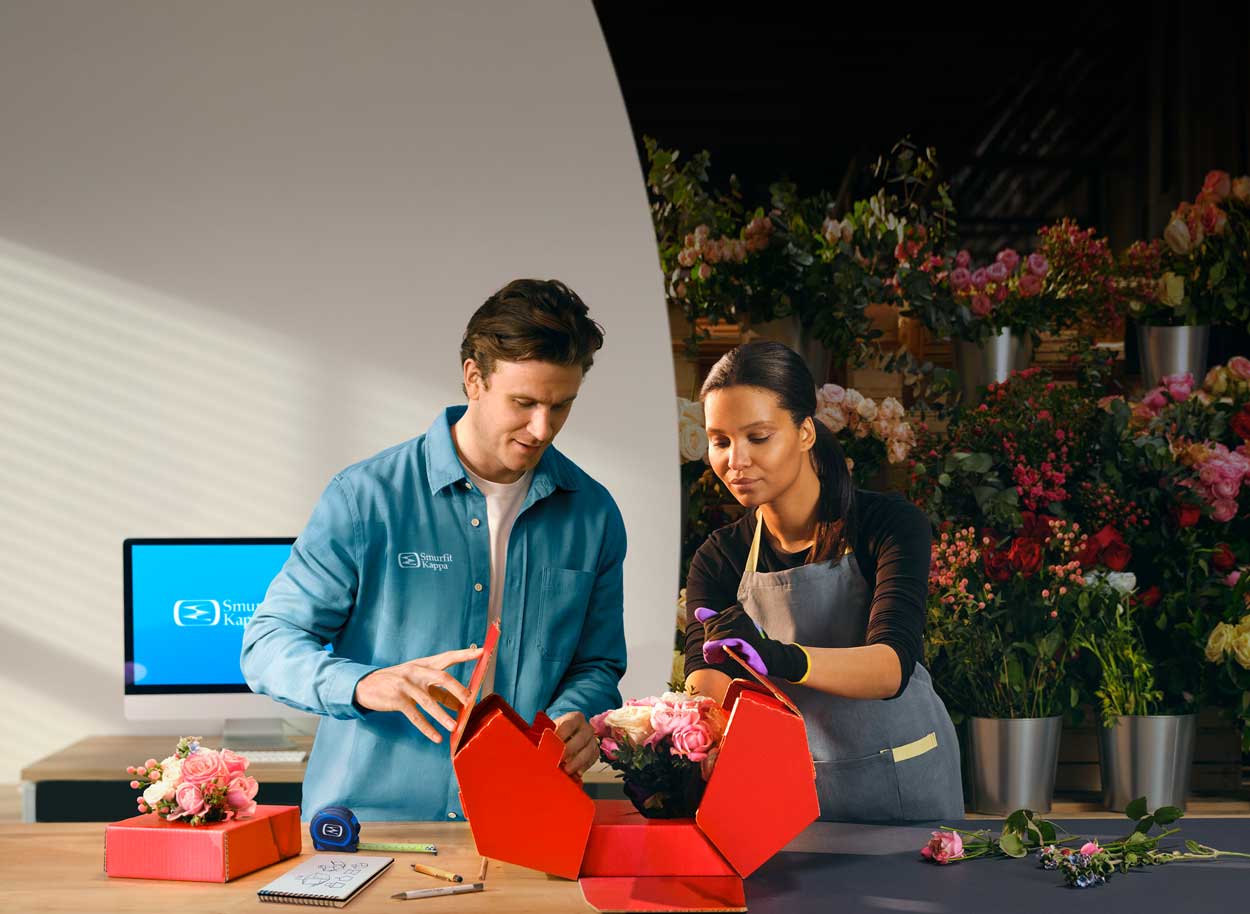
[[967, 716, 1063, 814], [953, 330, 1034, 406], [1099, 714, 1196, 812], [1137, 324, 1209, 390]]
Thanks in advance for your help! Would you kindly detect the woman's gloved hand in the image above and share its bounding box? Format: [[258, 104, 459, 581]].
[[695, 605, 810, 683]]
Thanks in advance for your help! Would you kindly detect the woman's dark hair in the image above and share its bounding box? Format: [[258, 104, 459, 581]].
[[700, 340, 856, 564]]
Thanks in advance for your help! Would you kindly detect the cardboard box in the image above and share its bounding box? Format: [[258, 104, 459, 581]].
[[451, 622, 818, 912], [104, 804, 302, 882]]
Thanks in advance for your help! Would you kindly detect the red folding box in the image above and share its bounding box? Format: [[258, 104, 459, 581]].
[[451, 622, 819, 912], [104, 804, 302, 882]]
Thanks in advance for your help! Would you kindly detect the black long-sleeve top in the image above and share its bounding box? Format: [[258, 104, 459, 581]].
[[683, 489, 931, 699]]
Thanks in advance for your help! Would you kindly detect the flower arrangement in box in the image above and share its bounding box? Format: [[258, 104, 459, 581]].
[[126, 736, 259, 825], [590, 692, 728, 819]]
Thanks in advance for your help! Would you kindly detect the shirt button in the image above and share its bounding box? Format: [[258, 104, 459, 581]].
[[474, 583, 483, 592], [447, 812, 458, 820], [471, 518, 481, 527]]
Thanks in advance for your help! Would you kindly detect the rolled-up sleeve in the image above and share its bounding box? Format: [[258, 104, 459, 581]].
[[545, 500, 627, 721], [240, 477, 380, 720]]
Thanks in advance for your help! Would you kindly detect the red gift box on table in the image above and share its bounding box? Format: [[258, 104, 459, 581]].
[[450, 623, 819, 912], [104, 804, 302, 882]]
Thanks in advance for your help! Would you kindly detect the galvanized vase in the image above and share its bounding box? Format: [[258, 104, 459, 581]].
[[1136, 324, 1209, 390], [953, 329, 1034, 406], [967, 716, 1063, 814], [1099, 714, 1196, 812]]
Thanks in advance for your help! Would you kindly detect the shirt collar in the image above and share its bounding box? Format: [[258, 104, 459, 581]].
[[424, 404, 580, 496]]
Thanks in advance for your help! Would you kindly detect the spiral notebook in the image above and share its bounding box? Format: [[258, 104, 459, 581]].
[[257, 854, 393, 907]]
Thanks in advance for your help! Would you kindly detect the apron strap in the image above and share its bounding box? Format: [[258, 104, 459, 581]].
[[746, 509, 764, 574]]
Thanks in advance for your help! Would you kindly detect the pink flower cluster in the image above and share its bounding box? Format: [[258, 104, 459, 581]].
[[1180, 443, 1250, 523], [1135, 371, 1196, 420], [591, 692, 727, 780], [929, 526, 985, 615], [128, 738, 259, 825], [949, 247, 1049, 318], [815, 384, 916, 463], [672, 217, 774, 298], [1164, 170, 1249, 255]]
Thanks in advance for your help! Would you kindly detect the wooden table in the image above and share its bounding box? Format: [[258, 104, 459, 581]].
[[0, 820, 588, 913]]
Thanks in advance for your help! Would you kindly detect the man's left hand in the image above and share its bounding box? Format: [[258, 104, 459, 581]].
[[551, 711, 597, 776]]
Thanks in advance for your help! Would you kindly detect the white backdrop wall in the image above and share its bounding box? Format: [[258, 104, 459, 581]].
[[0, 1, 678, 784]]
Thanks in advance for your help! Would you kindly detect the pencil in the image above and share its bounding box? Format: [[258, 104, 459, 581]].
[[392, 882, 483, 900], [410, 862, 463, 883], [477, 857, 489, 882]]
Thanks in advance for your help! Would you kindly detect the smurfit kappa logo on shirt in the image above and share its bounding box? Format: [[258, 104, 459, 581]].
[[397, 551, 454, 571]]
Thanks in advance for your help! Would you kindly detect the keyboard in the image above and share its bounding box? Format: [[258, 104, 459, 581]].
[[237, 750, 307, 763]]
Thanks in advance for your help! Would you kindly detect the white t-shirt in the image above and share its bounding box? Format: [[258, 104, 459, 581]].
[[463, 465, 532, 695]]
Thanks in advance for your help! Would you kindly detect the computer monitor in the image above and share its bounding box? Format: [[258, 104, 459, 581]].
[[123, 538, 316, 747]]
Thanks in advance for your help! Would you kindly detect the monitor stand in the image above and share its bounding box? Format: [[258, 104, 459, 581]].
[[221, 718, 298, 751]]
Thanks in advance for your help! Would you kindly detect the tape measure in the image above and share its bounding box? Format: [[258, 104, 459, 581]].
[[309, 805, 438, 855]]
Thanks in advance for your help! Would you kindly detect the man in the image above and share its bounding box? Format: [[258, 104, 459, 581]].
[[241, 279, 627, 821]]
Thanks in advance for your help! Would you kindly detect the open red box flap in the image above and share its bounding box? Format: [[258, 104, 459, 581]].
[[721, 645, 799, 716], [448, 620, 502, 758]]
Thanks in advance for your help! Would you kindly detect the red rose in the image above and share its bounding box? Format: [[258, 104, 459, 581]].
[[1213, 543, 1238, 573], [1007, 537, 1043, 576], [1102, 540, 1132, 571], [1091, 524, 1124, 551], [1138, 585, 1162, 609], [1231, 408, 1250, 441], [1019, 511, 1054, 542], [983, 548, 1013, 583], [1176, 503, 1201, 528], [1074, 539, 1103, 569]]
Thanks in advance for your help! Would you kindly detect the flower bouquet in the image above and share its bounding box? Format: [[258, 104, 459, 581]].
[[814, 383, 916, 487], [126, 736, 259, 825], [590, 692, 727, 819]]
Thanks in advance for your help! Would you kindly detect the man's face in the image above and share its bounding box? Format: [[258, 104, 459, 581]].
[[462, 358, 583, 482]]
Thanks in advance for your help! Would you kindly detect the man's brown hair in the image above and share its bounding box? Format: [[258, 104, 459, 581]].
[[460, 279, 605, 386]]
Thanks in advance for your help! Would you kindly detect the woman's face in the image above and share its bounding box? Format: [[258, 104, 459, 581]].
[[704, 385, 814, 508]]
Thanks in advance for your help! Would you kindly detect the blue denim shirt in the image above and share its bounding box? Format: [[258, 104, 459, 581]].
[[240, 405, 627, 821]]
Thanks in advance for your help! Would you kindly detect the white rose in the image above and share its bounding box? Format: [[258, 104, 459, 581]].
[[816, 404, 848, 433], [1158, 272, 1185, 308], [879, 396, 905, 421], [677, 397, 704, 427], [1163, 219, 1191, 255], [159, 757, 182, 783], [678, 415, 708, 463], [143, 781, 171, 807], [856, 398, 878, 421], [604, 705, 654, 745], [872, 416, 896, 442], [1205, 622, 1236, 663], [1105, 572, 1137, 595], [887, 437, 911, 464], [817, 383, 847, 407], [843, 389, 865, 411]]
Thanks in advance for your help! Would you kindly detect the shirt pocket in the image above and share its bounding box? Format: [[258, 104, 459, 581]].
[[537, 567, 595, 662], [813, 751, 903, 823]]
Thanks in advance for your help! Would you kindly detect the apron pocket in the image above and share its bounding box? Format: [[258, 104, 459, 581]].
[[892, 733, 965, 822], [813, 751, 902, 823]]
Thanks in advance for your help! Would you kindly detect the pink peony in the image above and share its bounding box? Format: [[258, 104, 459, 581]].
[[1026, 252, 1049, 277], [220, 749, 250, 776], [669, 720, 715, 762], [174, 782, 206, 819], [179, 748, 228, 786], [950, 267, 972, 291], [996, 248, 1020, 272], [920, 830, 964, 864], [970, 267, 989, 290], [986, 262, 1009, 283], [1018, 273, 1043, 297], [225, 775, 259, 817], [1228, 356, 1250, 381], [955, 249, 972, 269]]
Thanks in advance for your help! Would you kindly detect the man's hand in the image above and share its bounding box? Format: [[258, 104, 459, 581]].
[[551, 711, 597, 776], [353, 646, 484, 742]]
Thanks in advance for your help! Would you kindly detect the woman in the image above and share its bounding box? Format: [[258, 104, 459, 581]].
[[684, 341, 963, 823]]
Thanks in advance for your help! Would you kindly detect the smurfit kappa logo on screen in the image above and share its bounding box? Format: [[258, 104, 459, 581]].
[[172, 599, 258, 627]]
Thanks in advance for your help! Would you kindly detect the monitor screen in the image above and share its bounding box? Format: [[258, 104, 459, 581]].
[[124, 539, 294, 693]]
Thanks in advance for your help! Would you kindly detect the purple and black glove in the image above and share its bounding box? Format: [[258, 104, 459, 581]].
[[696, 604, 810, 683]]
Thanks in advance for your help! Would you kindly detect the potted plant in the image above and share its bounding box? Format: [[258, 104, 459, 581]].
[[1130, 170, 1250, 387]]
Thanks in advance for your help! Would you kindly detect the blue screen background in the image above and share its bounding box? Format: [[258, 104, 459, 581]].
[[130, 543, 292, 686]]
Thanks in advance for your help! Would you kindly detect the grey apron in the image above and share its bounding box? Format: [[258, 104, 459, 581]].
[[738, 511, 964, 823]]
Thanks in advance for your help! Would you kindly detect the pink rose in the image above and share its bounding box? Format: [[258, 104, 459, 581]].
[[1142, 387, 1168, 411], [955, 249, 971, 269], [920, 830, 964, 864], [1228, 356, 1250, 380], [1202, 170, 1232, 201], [669, 720, 715, 762], [970, 267, 989, 290], [1213, 499, 1238, 523], [1166, 379, 1193, 402], [648, 704, 700, 747], [590, 710, 612, 738], [992, 283, 1009, 304], [950, 267, 972, 291], [599, 737, 620, 760], [1080, 841, 1103, 856], [970, 294, 993, 317], [220, 749, 250, 776], [179, 748, 228, 786], [225, 775, 259, 818], [995, 248, 1020, 272], [1200, 203, 1227, 236], [1225, 570, 1242, 587], [1018, 273, 1043, 297], [986, 262, 1009, 283], [1026, 252, 1049, 277], [174, 782, 206, 820]]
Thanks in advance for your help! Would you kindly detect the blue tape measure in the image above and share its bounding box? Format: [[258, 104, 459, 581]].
[[309, 805, 438, 854]]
